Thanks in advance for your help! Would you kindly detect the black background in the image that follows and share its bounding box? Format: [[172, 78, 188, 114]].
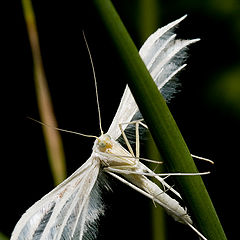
[[1, 1, 240, 239]]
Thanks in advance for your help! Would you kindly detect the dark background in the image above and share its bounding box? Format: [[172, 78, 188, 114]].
[[1, 0, 240, 239]]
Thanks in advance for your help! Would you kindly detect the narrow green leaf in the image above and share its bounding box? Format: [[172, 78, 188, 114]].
[[91, 0, 227, 239]]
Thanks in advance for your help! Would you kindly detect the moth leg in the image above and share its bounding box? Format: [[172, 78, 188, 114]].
[[119, 122, 135, 157], [117, 120, 183, 199], [119, 119, 146, 163]]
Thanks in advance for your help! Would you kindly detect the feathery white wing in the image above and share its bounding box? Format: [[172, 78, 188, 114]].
[[11, 156, 102, 240], [107, 15, 199, 140]]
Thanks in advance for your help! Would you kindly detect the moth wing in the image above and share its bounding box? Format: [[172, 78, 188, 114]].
[[107, 15, 197, 140], [107, 85, 137, 140], [11, 157, 101, 240], [139, 15, 187, 66]]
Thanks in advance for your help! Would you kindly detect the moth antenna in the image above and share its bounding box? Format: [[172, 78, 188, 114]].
[[82, 31, 104, 135], [27, 117, 98, 139]]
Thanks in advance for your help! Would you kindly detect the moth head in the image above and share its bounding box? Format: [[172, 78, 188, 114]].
[[97, 134, 113, 152]]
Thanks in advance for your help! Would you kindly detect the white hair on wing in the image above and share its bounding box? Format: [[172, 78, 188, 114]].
[[83, 171, 111, 240], [139, 15, 199, 102], [151, 38, 199, 101], [140, 26, 200, 101], [139, 15, 187, 64]]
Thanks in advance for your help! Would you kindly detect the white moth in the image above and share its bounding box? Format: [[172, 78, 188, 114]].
[[11, 15, 209, 240]]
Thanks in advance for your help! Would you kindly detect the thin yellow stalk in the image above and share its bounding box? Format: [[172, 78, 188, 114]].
[[22, 0, 67, 185]]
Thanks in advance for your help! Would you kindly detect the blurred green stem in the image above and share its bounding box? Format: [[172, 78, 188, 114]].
[[22, 0, 67, 185], [0, 232, 9, 240], [138, 1, 166, 239], [147, 138, 166, 240], [91, 0, 227, 239], [138, 0, 161, 42]]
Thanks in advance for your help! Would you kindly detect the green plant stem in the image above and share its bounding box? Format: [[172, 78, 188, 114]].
[[91, 0, 227, 239]]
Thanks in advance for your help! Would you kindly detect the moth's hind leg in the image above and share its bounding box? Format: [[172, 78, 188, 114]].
[[119, 119, 147, 160]]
